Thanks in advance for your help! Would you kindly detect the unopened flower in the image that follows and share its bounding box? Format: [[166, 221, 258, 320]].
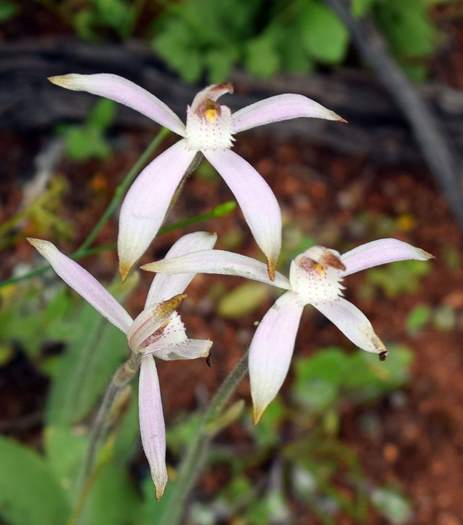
[[48, 74, 344, 280], [28, 231, 216, 498], [142, 238, 433, 423]]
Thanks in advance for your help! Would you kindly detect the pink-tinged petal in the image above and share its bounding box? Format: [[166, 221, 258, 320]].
[[139, 355, 167, 499], [27, 238, 132, 333], [118, 140, 196, 279], [149, 339, 213, 361], [313, 298, 387, 355], [341, 238, 433, 277], [249, 292, 304, 423], [145, 231, 217, 308], [48, 73, 186, 136], [232, 94, 345, 134], [141, 249, 291, 290], [203, 150, 282, 277]]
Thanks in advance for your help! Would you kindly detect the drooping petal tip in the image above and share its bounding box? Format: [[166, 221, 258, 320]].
[[252, 403, 266, 425], [334, 113, 348, 123], [417, 248, 434, 260], [119, 260, 132, 282], [47, 74, 80, 90], [27, 237, 51, 253], [154, 475, 167, 500], [267, 258, 277, 281]]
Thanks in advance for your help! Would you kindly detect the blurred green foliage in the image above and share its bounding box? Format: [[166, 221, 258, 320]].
[[0, 0, 17, 22], [3, 0, 447, 81], [58, 100, 116, 161], [0, 262, 417, 524], [365, 260, 431, 298], [152, 0, 444, 83]]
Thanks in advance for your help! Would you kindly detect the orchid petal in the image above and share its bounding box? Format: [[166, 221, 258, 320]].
[[145, 231, 217, 308], [342, 238, 433, 277], [48, 73, 186, 136], [249, 292, 304, 423], [141, 249, 291, 290], [150, 339, 212, 361], [232, 94, 345, 134], [313, 298, 387, 355], [118, 140, 196, 279], [27, 238, 132, 333], [139, 355, 167, 499], [203, 149, 282, 276]]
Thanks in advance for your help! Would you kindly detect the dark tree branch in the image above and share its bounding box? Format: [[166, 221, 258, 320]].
[[324, 0, 463, 227], [1, 38, 463, 174]]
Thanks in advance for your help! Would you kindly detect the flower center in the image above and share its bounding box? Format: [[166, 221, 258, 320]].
[[290, 246, 346, 304], [185, 83, 235, 151]]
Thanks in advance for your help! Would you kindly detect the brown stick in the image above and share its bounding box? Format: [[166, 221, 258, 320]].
[[324, 0, 463, 227], [1, 38, 463, 165]]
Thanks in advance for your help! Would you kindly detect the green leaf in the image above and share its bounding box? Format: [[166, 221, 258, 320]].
[[87, 99, 116, 130], [406, 304, 431, 334], [153, 21, 203, 83], [345, 345, 413, 400], [0, 436, 70, 525], [44, 426, 88, 495], [375, 0, 437, 68], [62, 126, 111, 161], [206, 47, 238, 83], [300, 1, 349, 64], [0, 1, 18, 23], [292, 347, 349, 410], [79, 463, 141, 525], [46, 274, 138, 425], [218, 282, 269, 319], [371, 487, 412, 524], [245, 33, 281, 77]]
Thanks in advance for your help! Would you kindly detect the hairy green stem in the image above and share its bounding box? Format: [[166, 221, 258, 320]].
[[160, 351, 249, 525], [69, 352, 142, 525]]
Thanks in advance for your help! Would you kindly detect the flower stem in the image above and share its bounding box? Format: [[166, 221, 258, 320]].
[[0, 128, 169, 289], [69, 352, 142, 525], [159, 351, 249, 525]]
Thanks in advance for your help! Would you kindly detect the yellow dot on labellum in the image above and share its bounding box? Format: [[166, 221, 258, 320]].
[[205, 108, 219, 123]]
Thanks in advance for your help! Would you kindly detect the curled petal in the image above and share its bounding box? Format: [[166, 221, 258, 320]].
[[48, 73, 186, 136], [149, 339, 212, 361], [141, 249, 291, 290], [342, 238, 433, 277], [128, 297, 186, 351], [145, 231, 217, 308], [139, 355, 167, 499], [118, 140, 196, 279], [232, 94, 345, 134], [313, 298, 387, 355], [250, 292, 304, 423], [27, 238, 132, 333], [190, 83, 234, 112], [203, 149, 282, 275]]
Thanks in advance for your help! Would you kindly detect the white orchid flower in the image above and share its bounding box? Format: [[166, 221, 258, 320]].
[[48, 74, 344, 280], [28, 231, 216, 498], [142, 238, 433, 423]]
